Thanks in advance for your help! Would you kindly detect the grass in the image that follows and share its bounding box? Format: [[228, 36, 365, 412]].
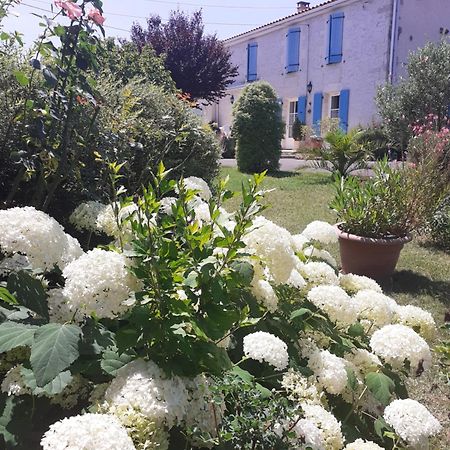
[[221, 167, 450, 448]]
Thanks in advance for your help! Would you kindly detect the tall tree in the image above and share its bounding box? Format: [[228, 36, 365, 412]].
[[131, 10, 238, 104]]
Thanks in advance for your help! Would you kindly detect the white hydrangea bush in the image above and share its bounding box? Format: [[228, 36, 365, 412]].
[[0, 173, 442, 449]]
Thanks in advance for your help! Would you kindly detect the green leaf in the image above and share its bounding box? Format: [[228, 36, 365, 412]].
[[345, 366, 358, 391], [30, 323, 82, 387], [365, 372, 395, 405], [7, 271, 49, 321], [347, 323, 365, 337], [0, 32, 10, 40], [101, 348, 134, 376], [374, 417, 391, 439], [21, 367, 72, 396], [230, 260, 254, 285], [255, 382, 272, 398], [290, 308, 312, 321], [0, 321, 37, 352], [13, 70, 29, 86], [230, 366, 254, 383], [0, 288, 17, 305]]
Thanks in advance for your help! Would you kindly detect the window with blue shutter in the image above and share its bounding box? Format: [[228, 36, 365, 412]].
[[327, 12, 344, 64], [339, 89, 350, 133], [313, 92, 323, 134], [286, 27, 301, 73], [297, 96, 307, 124], [247, 43, 258, 82]]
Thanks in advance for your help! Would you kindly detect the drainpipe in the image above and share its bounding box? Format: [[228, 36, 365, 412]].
[[388, 0, 400, 83]]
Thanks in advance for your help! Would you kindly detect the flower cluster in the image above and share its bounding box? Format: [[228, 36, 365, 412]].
[[41, 413, 135, 450], [243, 331, 289, 370], [0, 206, 83, 271], [54, 1, 105, 25]]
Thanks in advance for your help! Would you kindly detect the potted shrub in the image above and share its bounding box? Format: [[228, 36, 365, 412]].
[[330, 158, 447, 279]]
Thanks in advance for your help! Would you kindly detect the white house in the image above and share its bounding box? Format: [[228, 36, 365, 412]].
[[203, 0, 450, 149]]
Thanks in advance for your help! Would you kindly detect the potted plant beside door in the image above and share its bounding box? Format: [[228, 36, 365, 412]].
[[330, 158, 447, 279]]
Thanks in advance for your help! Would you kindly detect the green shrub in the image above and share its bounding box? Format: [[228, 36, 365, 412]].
[[429, 195, 450, 250], [232, 81, 284, 173], [291, 117, 304, 141], [306, 128, 369, 177]]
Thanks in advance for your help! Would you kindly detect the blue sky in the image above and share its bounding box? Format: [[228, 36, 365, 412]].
[[2, 0, 323, 44]]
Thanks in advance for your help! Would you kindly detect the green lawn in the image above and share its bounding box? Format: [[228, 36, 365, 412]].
[[221, 167, 450, 448]]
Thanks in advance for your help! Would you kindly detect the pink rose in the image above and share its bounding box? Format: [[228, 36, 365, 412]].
[[88, 7, 105, 26], [54, 0, 82, 20]]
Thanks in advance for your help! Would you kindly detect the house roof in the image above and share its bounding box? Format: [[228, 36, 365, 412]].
[[224, 0, 340, 42]]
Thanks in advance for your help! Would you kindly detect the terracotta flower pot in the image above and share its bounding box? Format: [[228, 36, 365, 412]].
[[335, 225, 412, 280]]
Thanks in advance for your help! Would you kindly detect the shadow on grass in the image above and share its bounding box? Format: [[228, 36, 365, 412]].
[[268, 170, 297, 178], [387, 270, 450, 306]]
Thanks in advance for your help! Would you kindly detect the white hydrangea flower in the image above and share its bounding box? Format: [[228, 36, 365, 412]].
[[308, 349, 348, 395], [370, 324, 432, 374], [62, 249, 138, 322], [352, 290, 398, 330], [300, 261, 339, 286], [291, 233, 310, 252], [41, 413, 136, 450], [338, 273, 382, 295], [251, 279, 278, 312], [286, 269, 307, 289], [0, 253, 30, 277], [343, 439, 384, 449], [69, 201, 107, 232], [181, 176, 212, 201], [1, 365, 30, 396], [107, 404, 169, 450], [301, 403, 344, 450], [292, 418, 325, 449], [159, 197, 177, 215], [304, 246, 337, 267], [244, 216, 298, 284], [243, 331, 289, 370], [281, 369, 320, 404], [345, 349, 381, 378], [396, 305, 437, 340], [192, 200, 211, 223], [0, 206, 83, 270], [96, 203, 140, 239], [104, 359, 189, 427], [302, 221, 338, 245], [307, 285, 358, 327], [383, 399, 441, 447]]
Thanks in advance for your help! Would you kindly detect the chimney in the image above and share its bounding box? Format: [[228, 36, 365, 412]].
[[297, 2, 310, 13]]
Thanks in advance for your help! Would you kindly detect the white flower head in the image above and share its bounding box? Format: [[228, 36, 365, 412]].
[[104, 359, 189, 427], [286, 269, 307, 290], [308, 349, 348, 395], [338, 273, 382, 294], [302, 221, 338, 245], [383, 399, 441, 446], [344, 439, 384, 449], [69, 201, 107, 232], [180, 176, 212, 201], [304, 246, 337, 267], [243, 331, 289, 370], [244, 216, 298, 284], [292, 418, 325, 449], [0, 206, 83, 271], [396, 305, 437, 340], [251, 279, 278, 312], [61, 249, 138, 322], [370, 324, 432, 374], [292, 233, 310, 252], [41, 413, 136, 450], [353, 290, 398, 330], [307, 285, 358, 327], [300, 261, 339, 286]]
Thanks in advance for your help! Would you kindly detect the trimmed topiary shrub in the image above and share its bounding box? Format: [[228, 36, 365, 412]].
[[232, 81, 284, 173]]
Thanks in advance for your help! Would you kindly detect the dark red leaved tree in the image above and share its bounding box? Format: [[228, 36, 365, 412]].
[[130, 10, 238, 104]]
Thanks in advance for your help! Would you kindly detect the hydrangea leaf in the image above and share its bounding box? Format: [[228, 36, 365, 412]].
[[101, 348, 134, 376], [0, 321, 38, 352], [365, 372, 395, 405], [30, 323, 82, 387], [7, 271, 49, 321], [21, 367, 72, 396]]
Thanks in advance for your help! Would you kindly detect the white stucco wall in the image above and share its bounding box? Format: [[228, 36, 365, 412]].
[[203, 0, 449, 149], [394, 0, 450, 81]]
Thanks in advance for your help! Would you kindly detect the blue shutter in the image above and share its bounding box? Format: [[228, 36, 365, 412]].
[[247, 43, 258, 82], [313, 92, 323, 134], [286, 27, 301, 73], [327, 12, 344, 64], [339, 89, 350, 133], [297, 95, 307, 124]]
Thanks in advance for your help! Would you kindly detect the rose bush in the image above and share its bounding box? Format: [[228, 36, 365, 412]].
[[0, 166, 441, 449]]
